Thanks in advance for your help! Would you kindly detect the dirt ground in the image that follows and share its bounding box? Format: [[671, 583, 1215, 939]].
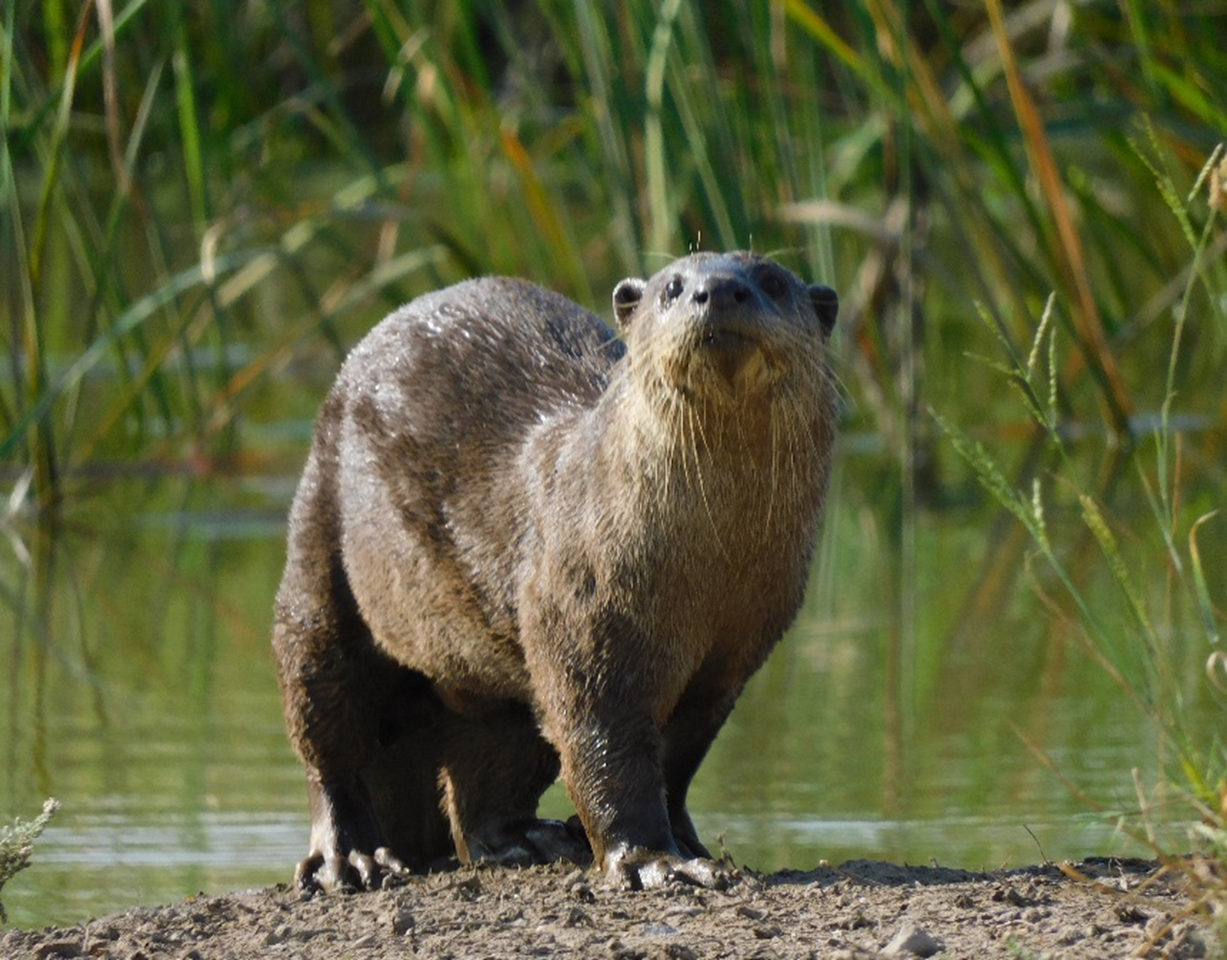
[[1, 857, 1217, 958]]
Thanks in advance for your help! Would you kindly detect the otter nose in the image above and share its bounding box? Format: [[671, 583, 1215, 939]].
[[692, 276, 752, 311]]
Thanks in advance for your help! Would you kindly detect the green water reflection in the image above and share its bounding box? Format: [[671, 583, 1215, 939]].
[[0, 440, 1198, 928]]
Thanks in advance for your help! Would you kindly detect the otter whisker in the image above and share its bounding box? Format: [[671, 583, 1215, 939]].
[[686, 403, 734, 564], [765, 404, 780, 536]]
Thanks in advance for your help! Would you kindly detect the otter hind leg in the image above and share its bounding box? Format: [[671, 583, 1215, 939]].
[[274, 440, 453, 891], [281, 632, 457, 890], [360, 668, 453, 870], [438, 705, 591, 868], [275, 589, 427, 891], [275, 605, 406, 891]]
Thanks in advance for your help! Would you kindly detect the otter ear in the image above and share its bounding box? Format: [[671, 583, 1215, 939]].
[[613, 278, 646, 326], [808, 284, 838, 335]]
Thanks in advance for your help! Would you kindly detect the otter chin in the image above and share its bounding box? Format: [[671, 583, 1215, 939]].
[[273, 251, 839, 893]]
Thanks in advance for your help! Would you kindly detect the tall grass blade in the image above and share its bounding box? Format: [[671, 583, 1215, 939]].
[[984, 0, 1131, 438], [1, 3, 26, 432], [644, 0, 683, 255], [18, 1, 97, 505], [171, 17, 208, 226], [1188, 513, 1222, 649], [0, 252, 256, 463]]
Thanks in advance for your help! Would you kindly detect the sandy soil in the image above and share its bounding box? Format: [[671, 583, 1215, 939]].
[[1, 857, 1216, 958]]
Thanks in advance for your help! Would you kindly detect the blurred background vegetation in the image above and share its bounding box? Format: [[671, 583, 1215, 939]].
[[5, 0, 1224, 484], [1, 0, 1224, 924]]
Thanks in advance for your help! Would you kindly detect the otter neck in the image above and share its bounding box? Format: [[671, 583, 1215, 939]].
[[592, 375, 826, 548]]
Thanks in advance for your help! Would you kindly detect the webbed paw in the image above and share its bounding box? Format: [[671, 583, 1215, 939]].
[[466, 817, 592, 867], [603, 844, 735, 891], [295, 845, 410, 894]]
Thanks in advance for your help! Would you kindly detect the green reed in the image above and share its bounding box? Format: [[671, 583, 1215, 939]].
[[4, 3, 1226, 487], [937, 142, 1226, 913]]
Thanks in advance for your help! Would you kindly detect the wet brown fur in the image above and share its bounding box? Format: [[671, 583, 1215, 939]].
[[273, 252, 839, 890]]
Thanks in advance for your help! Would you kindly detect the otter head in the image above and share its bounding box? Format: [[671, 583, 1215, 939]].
[[612, 252, 837, 404]]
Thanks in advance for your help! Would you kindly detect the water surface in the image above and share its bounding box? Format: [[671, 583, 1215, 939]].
[[0, 435, 1202, 928]]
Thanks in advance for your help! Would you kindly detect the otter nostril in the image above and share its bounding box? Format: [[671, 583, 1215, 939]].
[[694, 278, 753, 308]]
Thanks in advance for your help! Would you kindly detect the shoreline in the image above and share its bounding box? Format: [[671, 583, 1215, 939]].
[[1, 857, 1214, 958]]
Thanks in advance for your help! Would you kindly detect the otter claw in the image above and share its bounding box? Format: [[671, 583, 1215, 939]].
[[295, 853, 354, 894], [296, 846, 410, 894], [374, 846, 409, 876], [293, 854, 322, 893], [606, 847, 734, 891], [624, 857, 675, 890], [673, 857, 732, 889]]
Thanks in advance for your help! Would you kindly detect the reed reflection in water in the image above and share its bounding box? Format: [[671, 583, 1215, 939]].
[[0, 440, 1174, 928]]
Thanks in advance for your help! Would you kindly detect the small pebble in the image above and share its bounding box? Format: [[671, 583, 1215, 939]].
[[883, 922, 944, 957], [390, 908, 415, 935], [263, 924, 291, 946]]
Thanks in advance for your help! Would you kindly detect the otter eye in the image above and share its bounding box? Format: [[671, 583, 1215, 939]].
[[665, 277, 684, 300], [758, 270, 786, 300]]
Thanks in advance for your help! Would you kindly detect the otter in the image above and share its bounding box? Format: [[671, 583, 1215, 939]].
[[273, 251, 839, 892]]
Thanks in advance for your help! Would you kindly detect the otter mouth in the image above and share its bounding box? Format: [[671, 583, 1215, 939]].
[[680, 320, 783, 397], [696, 315, 766, 352], [699, 327, 754, 351]]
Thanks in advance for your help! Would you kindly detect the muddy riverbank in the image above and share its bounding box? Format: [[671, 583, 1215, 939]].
[[2, 856, 1216, 958]]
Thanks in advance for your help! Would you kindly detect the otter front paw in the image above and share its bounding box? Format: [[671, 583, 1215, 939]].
[[603, 845, 735, 891], [295, 845, 409, 894]]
